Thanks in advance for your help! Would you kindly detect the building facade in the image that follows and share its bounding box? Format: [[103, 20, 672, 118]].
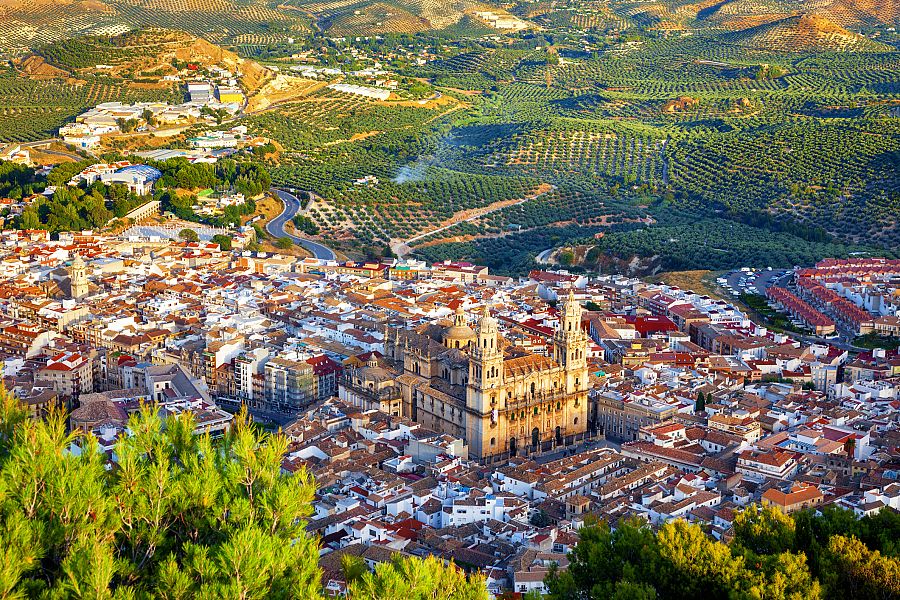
[[380, 292, 591, 461]]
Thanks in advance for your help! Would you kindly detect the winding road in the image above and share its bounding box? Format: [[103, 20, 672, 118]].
[[266, 188, 336, 260], [535, 248, 555, 264]]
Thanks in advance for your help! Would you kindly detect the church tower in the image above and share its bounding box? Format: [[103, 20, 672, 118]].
[[469, 305, 503, 390], [69, 254, 88, 300], [554, 289, 589, 394], [467, 305, 504, 459]]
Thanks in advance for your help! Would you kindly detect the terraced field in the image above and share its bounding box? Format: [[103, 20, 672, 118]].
[[0, 0, 305, 54]]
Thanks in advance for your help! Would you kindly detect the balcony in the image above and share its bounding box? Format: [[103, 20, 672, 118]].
[[505, 388, 574, 412]]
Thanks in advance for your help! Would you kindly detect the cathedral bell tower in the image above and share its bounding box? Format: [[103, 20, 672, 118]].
[[466, 305, 505, 460], [468, 305, 503, 410], [69, 253, 88, 300], [554, 289, 589, 393]]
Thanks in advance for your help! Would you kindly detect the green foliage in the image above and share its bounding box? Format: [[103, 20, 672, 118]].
[[276, 237, 294, 249], [211, 234, 233, 250], [733, 504, 795, 555], [153, 158, 272, 199], [12, 157, 269, 234], [0, 383, 495, 599], [852, 333, 900, 351], [346, 554, 489, 600], [587, 219, 882, 272], [823, 535, 900, 599], [0, 161, 38, 198], [548, 508, 900, 600], [253, 223, 267, 241], [292, 214, 321, 236], [0, 387, 321, 599], [178, 228, 199, 242], [15, 184, 116, 234], [531, 509, 552, 527]]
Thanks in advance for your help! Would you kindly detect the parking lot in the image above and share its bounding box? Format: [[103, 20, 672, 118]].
[[720, 268, 793, 298]]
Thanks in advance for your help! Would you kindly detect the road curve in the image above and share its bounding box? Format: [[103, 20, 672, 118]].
[[266, 188, 336, 261]]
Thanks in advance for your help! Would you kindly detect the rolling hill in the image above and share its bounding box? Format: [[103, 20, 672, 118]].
[[724, 13, 892, 52], [289, 0, 515, 36], [699, 0, 898, 30], [0, 0, 305, 55], [804, 0, 900, 28]]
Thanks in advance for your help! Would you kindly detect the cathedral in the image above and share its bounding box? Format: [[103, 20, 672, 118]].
[[345, 291, 591, 462]]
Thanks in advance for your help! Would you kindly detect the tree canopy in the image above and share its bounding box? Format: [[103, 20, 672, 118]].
[[0, 387, 320, 599], [342, 554, 490, 600], [546, 507, 900, 600]]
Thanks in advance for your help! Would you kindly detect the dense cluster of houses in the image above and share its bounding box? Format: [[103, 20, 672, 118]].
[[2, 228, 899, 596]]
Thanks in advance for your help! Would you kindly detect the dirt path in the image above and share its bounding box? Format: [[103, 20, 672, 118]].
[[392, 183, 555, 256]]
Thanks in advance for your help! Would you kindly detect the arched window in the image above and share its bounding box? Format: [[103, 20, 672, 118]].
[[574, 417, 579, 425], [490, 437, 496, 446]]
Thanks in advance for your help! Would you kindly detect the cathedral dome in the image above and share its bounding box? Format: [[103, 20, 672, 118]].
[[443, 307, 475, 348]]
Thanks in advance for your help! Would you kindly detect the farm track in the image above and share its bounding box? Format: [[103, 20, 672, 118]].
[[394, 183, 556, 256]]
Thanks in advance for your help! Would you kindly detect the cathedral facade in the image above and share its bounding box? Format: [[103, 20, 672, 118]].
[[373, 292, 590, 462]]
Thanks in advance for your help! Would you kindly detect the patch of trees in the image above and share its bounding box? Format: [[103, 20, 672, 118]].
[[13, 156, 271, 233], [731, 209, 834, 244], [0, 161, 38, 198], [151, 158, 272, 198], [15, 184, 128, 233], [588, 219, 884, 272], [756, 64, 788, 80], [178, 228, 199, 242], [342, 554, 488, 599], [157, 189, 256, 228], [115, 117, 140, 133], [292, 214, 320, 235], [212, 234, 233, 250], [546, 505, 900, 600]]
